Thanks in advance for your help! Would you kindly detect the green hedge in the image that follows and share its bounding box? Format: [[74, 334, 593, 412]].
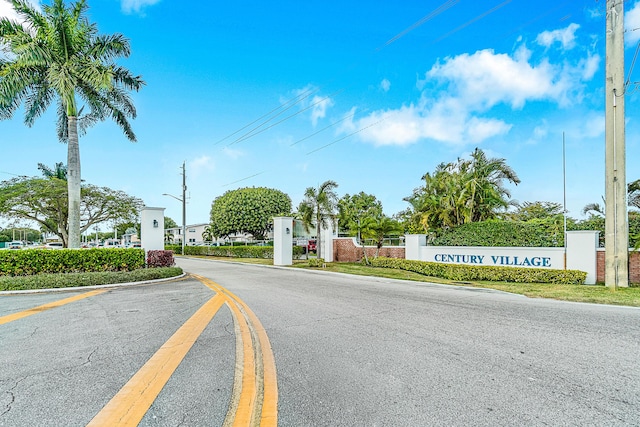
[[431, 220, 564, 247], [168, 244, 305, 259], [370, 257, 586, 285], [0, 267, 183, 291], [0, 248, 145, 276]]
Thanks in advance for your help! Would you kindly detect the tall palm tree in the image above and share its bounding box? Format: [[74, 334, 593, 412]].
[[298, 180, 338, 259], [0, 0, 144, 248]]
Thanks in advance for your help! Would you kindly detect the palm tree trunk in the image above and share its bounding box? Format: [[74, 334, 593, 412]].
[[67, 116, 81, 248]]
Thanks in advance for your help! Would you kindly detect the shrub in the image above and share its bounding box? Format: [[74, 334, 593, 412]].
[[0, 248, 145, 276], [370, 257, 586, 285], [308, 257, 325, 267], [147, 250, 175, 267]]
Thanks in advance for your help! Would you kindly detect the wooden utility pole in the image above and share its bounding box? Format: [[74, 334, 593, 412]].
[[605, 0, 629, 288]]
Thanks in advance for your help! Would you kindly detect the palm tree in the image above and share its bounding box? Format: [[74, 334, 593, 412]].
[[362, 215, 403, 258], [38, 162, 67, 180], [298, 180, 339, 259], [0, 0, 144, 248]]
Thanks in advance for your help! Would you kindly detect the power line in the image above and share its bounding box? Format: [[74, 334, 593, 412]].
[[229, 89, 344, 146], [290, 110, 359, 147], [377, 0, 459, 50], [221, 171, 266, 187], [433, 0, 513, 43], [306, 118, 386, 155], [214, 86, 319, 146]]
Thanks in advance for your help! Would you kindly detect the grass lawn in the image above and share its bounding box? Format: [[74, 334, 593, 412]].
[[188, 256, 640, 307]]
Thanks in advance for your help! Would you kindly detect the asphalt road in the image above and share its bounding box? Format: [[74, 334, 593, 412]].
[[1, 257, 639, 426]]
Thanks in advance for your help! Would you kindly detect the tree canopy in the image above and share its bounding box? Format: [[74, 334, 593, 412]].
[[209, 187, 292, 240], [0, 176, 143, 247], [337, 192, 383, 238]]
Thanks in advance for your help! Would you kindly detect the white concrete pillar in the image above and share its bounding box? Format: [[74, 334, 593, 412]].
[[141, 207, 165, 251], [320, 222, 334, 262], [405, 234, 426, 261], [566, 230, 599, 285], [274, 217, 293, 266]]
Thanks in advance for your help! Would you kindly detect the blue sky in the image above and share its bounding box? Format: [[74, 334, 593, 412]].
[[1, 0, 640, 229]]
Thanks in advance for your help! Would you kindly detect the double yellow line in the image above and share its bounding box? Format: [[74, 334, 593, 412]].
[[87, 274, 278, 426]]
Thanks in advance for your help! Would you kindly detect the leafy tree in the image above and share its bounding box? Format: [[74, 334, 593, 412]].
[[0, 0, 144, 248], [298, 180, 339, 258], [405, 148, 520, 231], [0, 176, 143, 247], [164, 217, 178, 229], [337, 192, 383, 240], [210, 187, 291, 240]]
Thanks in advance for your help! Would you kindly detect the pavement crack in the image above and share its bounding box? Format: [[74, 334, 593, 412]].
[[1, 377, 26, 417]]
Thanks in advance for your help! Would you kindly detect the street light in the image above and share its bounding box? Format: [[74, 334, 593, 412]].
[[163, 162, 187, 256]]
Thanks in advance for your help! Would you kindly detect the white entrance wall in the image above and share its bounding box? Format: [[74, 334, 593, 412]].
[[141, 207, 165, 251], [273, 217, 293, 266], [405, 231, 599, 284]]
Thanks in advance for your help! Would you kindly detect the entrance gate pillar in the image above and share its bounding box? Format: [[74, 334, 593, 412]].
[[273, 217, 293, 266]]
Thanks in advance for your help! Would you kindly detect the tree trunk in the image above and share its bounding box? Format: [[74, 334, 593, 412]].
[[67, 116, 81, 248]]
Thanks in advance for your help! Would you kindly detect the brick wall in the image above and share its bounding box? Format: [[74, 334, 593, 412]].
[[333, 237, 405, 262], [596, 250, 640, 284]]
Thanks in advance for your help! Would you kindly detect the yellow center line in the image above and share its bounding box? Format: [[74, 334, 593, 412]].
[[0, 289, 107, 325], [191, 273, 278, 427], [86, 293, 226, 427]]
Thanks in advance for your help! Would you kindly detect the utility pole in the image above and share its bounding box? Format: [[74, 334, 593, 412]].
[[605, 0, 629, 288], [181, 161, 187, 257]]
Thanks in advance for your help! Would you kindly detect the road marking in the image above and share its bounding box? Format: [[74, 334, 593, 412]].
[[86, 293, 226, 426], [191, 274, 278, 427], [0, 290, 107, 325]]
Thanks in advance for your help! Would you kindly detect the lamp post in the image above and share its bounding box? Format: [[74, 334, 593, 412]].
[[163, 162, 187, 256]]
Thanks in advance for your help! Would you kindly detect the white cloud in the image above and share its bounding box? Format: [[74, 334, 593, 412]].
[[309, 94, 333, 126], [380, 78, 391, 92], [350, 42, 597, 147], [0, 0, 40, 22], [536, 23, 580, 50], [625, 1, 640, 47], [222, 147, 244, 160], [292, 86, 335, 127], [121, 0, 161, 14], [189, 155, 214, 177]]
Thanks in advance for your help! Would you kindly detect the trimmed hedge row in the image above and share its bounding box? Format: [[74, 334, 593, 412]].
[[0, 267, 183, 291], [168, 244, 305, 259], [0, 248, 145, 276], [370, 257, 586, 285]]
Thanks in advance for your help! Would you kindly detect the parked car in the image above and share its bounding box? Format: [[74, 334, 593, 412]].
[[307, 239, 317, 253], [45, 242, 64, 249], [7, 241, 24, 249]]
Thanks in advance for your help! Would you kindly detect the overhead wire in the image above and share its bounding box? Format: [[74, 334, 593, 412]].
[[377, 0, 459, 50], [289, 110, 359, 147], [228, 89, 344, 146], [214, 86, 319, 146], [433, 0, 513, 43], [306, 118, 387, 155]]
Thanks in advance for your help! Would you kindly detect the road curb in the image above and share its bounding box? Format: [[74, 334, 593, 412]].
[[0, 273, 187, 295]]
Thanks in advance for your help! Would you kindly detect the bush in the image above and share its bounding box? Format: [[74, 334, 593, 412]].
[[0, 248, 145, 276], [308, 257, 325, 267], [370, 257, 586, 285], [0, 267, 183, 291], [177, 244, 306, 260], [147, 250, 175, 267]]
